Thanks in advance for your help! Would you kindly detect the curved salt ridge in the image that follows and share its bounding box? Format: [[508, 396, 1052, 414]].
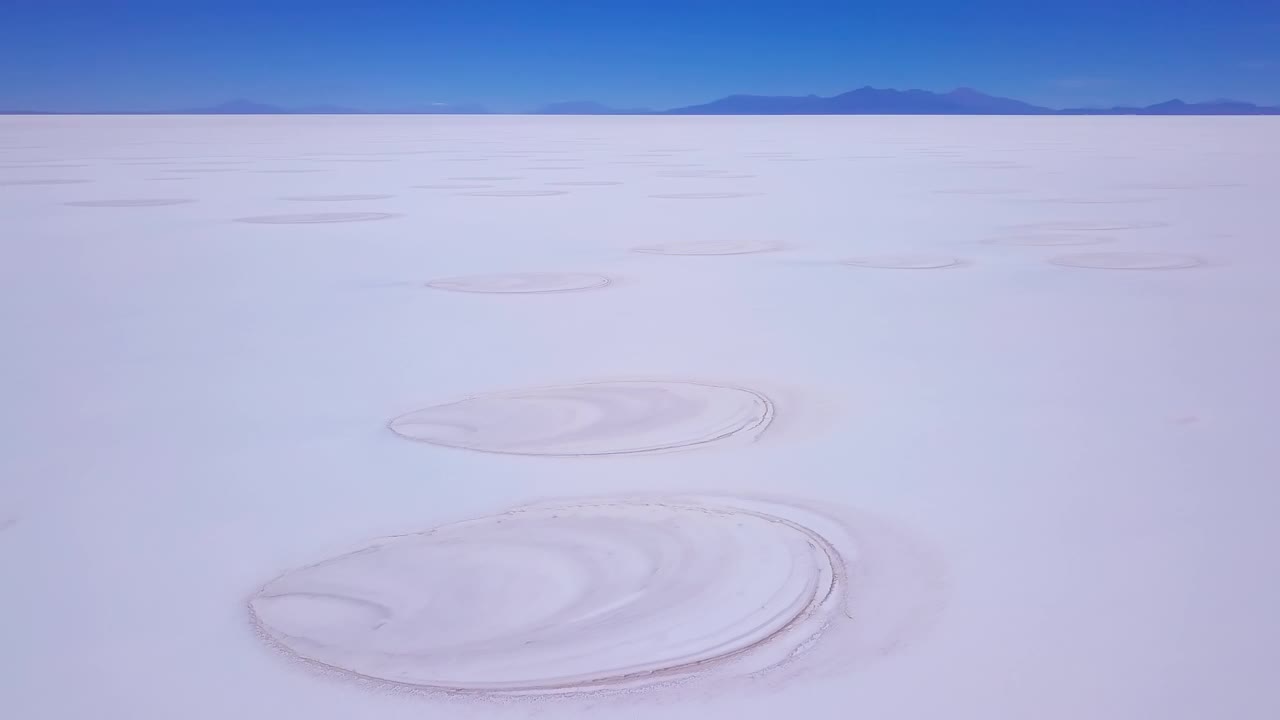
[[64, 198, 194, 207], [281, 194, 394, 202], [843, 256, 967, 270], [634, 239, 781, 256], [426, 272, 612, 294], [249, 495, 936, 696], [389, 380, 773, 456], [235, 212, 399, 224], [1049, 252, 1205, 270]]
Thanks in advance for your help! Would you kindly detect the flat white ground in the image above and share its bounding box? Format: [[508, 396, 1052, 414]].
[[2, 115, 1278, 719]]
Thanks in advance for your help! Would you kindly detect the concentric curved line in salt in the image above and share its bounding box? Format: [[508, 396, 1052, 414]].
[[648, 192, 755, 200], [248, 494, 939, 697], [842, 255, 968, 270], [547, 180, 624, 186], [1048, 252, 1206, 270], [634, 239, 782, 256], [235, 212, 400, 224], [0, 178, 90, 186], [64, 198, 195, 207], [983, 234, 1113, 247], [281, 194, 395, 202], [448, 176, 523, 181], [425, 272, 612, 294], [459, 189, 569, 198], [389, 380, 773, 456]]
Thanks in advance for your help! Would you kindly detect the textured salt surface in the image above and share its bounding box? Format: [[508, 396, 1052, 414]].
[[425, 272, 612, 294], [6, 115, 1278, 720], [389, 381, 773, 456], [250, 495, 938, 696]]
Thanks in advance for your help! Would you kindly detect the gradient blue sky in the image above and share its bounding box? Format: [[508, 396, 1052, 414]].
[[3, 0, 1278, 112]]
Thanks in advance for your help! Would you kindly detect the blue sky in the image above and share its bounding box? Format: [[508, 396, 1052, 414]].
[[2, 0, 1278, 111]]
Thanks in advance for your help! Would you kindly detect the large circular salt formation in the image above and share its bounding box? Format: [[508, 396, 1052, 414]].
[[426, 272, 611, 294], [389, 380, 773, 456], [249, 495, 938, 696], [1048, 252, 1205, 270]]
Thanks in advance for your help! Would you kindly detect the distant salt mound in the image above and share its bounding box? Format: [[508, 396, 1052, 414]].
[[281, 194, 394, 202], [64, 198, 194, 207], [1003, 220, 1167, 232], [0, 178, 90, 186], [235, 212, 399, 224], [1049, 252, 1205, 270], [389, 380, 773, 456], [249, 495, 940, 696], [658, 170, 755, 179], [843, 256, 967, 270], [426, 272, 611, 294], [460, 189, 569, 197], [412, 183, 493, 190], [547, 180, 624, 186], [984, 234, 1112, 247], [634, 239, 781, 256], [648, 192, 755, 200]]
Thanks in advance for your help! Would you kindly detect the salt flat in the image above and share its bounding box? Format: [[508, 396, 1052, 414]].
[[2, 115, 1278, 719]]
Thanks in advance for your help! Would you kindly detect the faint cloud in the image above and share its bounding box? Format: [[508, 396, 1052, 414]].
[[1239, 60, 1272, 70]]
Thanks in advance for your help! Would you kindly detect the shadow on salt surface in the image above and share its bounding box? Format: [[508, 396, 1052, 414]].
[[247, 494, 944, 701]]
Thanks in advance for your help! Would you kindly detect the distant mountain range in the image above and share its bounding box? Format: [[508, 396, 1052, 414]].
[[665, 87, 1280, 115], [5, 88, 1279, 115]]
